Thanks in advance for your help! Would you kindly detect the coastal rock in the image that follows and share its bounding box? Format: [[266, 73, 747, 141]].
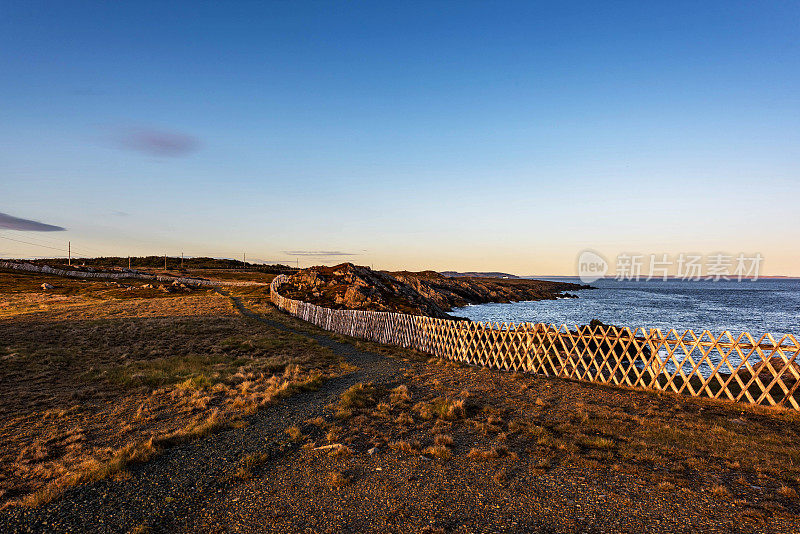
[[279, 263, 591, 318]]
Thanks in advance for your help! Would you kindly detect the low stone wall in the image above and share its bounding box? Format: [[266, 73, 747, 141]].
[[0, 260, 265, 287]]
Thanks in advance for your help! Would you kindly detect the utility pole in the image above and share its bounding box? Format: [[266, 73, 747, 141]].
[[68, 241, 71, 266], [181, 252, 184, 270], [128, 256, 131, 270], [243, 252, 246, 268], [164, 254, 167, 271]]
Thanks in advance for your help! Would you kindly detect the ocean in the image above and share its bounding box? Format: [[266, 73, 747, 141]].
[[452, 277, 800, 339]]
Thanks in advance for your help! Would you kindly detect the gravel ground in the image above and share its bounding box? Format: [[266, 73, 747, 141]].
[[2, 293, 799, 533], [0, 293, 405, 533]]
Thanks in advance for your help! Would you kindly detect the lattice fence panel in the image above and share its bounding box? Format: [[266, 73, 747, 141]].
[[269, 276, 800, 411]]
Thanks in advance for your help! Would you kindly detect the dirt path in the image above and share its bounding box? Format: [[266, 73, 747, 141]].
[[0, 293, 408, 533]]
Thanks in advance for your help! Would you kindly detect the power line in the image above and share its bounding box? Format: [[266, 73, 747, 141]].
[[0, 235, 66, 252], [0, 230, 133, 258], [0, 235, 100, 259]]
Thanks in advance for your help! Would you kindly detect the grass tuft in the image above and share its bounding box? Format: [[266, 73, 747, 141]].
[[423, 445, 452, 460], [434, 434, 454, 447], [327, 470, 351, 487], [389, 440, 421, 454], [285, 425, 303, 442], [339, 383, 379, 410]]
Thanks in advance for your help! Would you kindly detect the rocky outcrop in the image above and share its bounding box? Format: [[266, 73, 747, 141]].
[[281, 264, 453, 318], [390, 270, 590, 311], [279, 263, 592, 318]]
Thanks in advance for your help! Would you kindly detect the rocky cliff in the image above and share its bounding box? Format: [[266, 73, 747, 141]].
[[278, 263, 591, 318]]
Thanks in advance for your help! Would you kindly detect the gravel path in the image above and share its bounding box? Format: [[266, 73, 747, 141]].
[[0, 292, 407, 533]]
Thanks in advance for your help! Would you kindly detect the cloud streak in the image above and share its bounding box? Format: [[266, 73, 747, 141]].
[[283, 250, 356, 257], [110, 126, 200, 157], [0, 212, 65, 232]]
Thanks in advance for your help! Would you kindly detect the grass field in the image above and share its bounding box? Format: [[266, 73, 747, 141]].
[[3, 267, 800, 531], [0, 269, 344, 509]]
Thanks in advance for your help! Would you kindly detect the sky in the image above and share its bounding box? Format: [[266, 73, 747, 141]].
[[1, 1, 798, 275]]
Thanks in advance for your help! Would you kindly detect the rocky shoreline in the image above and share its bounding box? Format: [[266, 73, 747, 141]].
[[278, 263, 592, 318]]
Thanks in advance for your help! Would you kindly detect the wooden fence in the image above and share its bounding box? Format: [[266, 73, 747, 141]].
[[270, 275, 800, 411]]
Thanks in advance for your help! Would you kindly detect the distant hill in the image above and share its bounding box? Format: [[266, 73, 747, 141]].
[[440, 271, 519, 279]]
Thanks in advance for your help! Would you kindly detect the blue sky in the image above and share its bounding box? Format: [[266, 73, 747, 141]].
[[1, 1, 798, 274]]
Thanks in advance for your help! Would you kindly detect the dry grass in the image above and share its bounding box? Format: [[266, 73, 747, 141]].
[[0, 270, 345, 509], [468, 447, 505, 461], [303, 330, 800, 520], [328, 445, 353, 459], [415, 397, 468, 421], [711, 484, 730, 497], [285, 426, 304, 442], [390, 385, 412, 404], [423, 445, 452, 460], [9, 267, 800, 524], [339, 383, 379, 410], [239, 451, 270, 470], [389, 440, 420, 454], [581, 436, 615, 450], [395, 412, 414, 425], [327, 470, 351, 488], [433, 434, 454, 447]]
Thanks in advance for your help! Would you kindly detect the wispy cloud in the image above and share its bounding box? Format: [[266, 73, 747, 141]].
[[283, 250, 356, 257], [0, 212, 65, 232], [108, 126, 200, 157]]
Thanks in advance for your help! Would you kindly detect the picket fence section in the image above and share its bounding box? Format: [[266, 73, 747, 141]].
[[271, 275, 800, 410]]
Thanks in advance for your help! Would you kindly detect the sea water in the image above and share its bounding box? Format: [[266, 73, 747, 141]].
[[452, 277, 800, 374]]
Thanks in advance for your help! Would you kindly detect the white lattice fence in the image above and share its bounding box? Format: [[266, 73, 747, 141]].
[[269, 275, 800, 410]]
